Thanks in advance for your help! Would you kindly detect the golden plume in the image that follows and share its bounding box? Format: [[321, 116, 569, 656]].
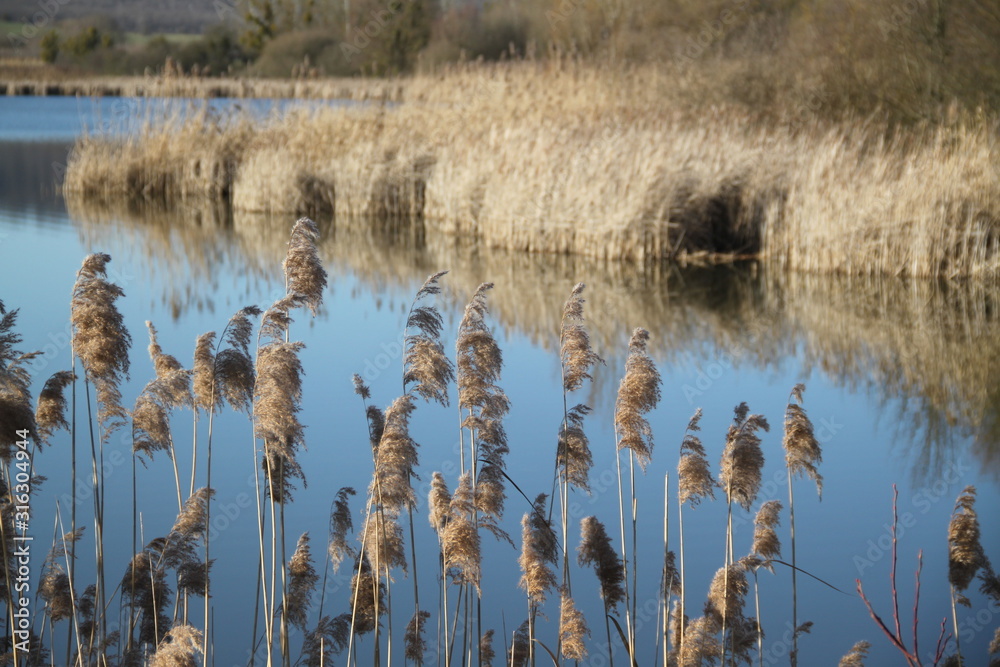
[[283, 217, 328, 314], [35, 370, 76, 444], [404, 271, 454, 406], [783, 384, 823, 497], [719, 403, 769, 510], [577, 515, 625, 612], [70, 252, 131, 440], [614, 327, 661, 469], [678, 408, 715, 507]]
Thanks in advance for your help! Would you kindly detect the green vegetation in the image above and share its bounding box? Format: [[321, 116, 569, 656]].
[[2, 0, 998, 122]]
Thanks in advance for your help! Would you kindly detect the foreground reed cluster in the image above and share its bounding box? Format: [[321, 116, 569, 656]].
[[1, 217, 999, 667], [63, 62, 1000, 278]]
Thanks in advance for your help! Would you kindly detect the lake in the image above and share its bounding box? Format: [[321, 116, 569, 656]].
[[1, 94, 998, 666]]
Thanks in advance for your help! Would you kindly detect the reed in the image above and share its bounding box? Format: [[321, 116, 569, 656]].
[[718, 403, 768, 664], [554, 282, 601, 630], [7, 216, 1000, 667], [70, 252, 132, 656], [782, 384, 822, 667], [63, 63, 1000, 278], [947, 486, 984, 663], [612, 327, 661, 658]]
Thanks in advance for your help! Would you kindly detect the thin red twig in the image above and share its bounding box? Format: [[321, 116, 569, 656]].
[[932, 618, 951, 667], [856, 578, 917, 663], [913, 550, 922, 661], [891, 485, 902, 643]]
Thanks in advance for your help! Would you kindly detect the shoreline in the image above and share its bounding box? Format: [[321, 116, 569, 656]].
[[0, 74, 404, 101]]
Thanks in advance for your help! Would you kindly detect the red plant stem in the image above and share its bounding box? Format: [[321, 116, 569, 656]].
[[932, 619, 951, 667], [891, 485, 902, 643], [913, 550, 922, 662], [856, 578, 915, 662]]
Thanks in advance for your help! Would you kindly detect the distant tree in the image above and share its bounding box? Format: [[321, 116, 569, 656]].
[[65, 26, 103, 58], [242, 0, 278, 54], [40, 30, 59, 63], [359, 0, 433, 74]]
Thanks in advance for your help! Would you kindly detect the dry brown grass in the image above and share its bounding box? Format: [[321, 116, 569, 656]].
[[63, 62, 1000, 277]]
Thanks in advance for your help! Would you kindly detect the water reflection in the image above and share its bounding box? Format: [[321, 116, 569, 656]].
[[64, 195, 1000, 481]]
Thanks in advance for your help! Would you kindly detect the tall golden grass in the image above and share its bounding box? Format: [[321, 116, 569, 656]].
[[4, 213, 1000, 665], [63, 62, 1000, 277]]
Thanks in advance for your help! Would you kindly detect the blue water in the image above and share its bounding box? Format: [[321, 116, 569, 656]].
[[0, 96, 998, 666]]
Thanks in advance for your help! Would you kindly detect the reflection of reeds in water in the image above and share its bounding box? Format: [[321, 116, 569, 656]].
[[66, 196, 1000, 480], [10, 209, 1000, 667]]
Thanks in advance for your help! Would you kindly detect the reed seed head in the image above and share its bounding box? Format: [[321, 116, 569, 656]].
[[948, 485, 984, 592], [704, 561, 749, 630], [35, 370, 75, 444], [146, 321, 183, 377], [719, 402, 769, 510], [442, 472, 482, 590], [172, 487, 214, 540], [404, 271, 454, 406], [352, 373, 370, 400], [328, 487, 356, 574], [614, 327, 661, 469], [783, 384, 823, 497], [361, 512, 407, 578], [404, 609, 430, 665], [479, 630, 496, 667], [286, 533, 319, 631], [371, 394, 419, 513], [838, 640, 871, 667], [301, 614, 351, 667], [456, 282, 502, 410], [150, 624, 203, 667], [71, 252, 132, 439], [664, 549, 681, 597], [283, 217, 328, 314], [349, 559, 384, 636], [132, 371, 191, 464], [255, 340, 307, 503], [559, 590, 590, 660], [578, 515, 625, 612], [678, 616, 722, 667], [260, 294, 298, 343], [557, 403, 593, 493], [678, 408, 715, 507], [560, 283, 604, 393], [39, 528, 84, 623], [508, 620, 530, 667], [751, 500, 783, 568], [0, 352, 39, 458], [428, 471, 452, 534], [192, 331, 218, 413], [518, 493, 558, 604]]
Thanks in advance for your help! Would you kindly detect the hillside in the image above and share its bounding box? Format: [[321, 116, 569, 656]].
[[0, 0, 234, 34]]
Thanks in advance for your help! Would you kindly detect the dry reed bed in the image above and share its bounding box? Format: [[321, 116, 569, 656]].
[[63, 64, 1000, 277], [69, 197, 1000, 474]]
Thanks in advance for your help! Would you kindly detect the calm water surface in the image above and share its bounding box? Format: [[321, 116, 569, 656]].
[[1, 96, 998, 666]]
